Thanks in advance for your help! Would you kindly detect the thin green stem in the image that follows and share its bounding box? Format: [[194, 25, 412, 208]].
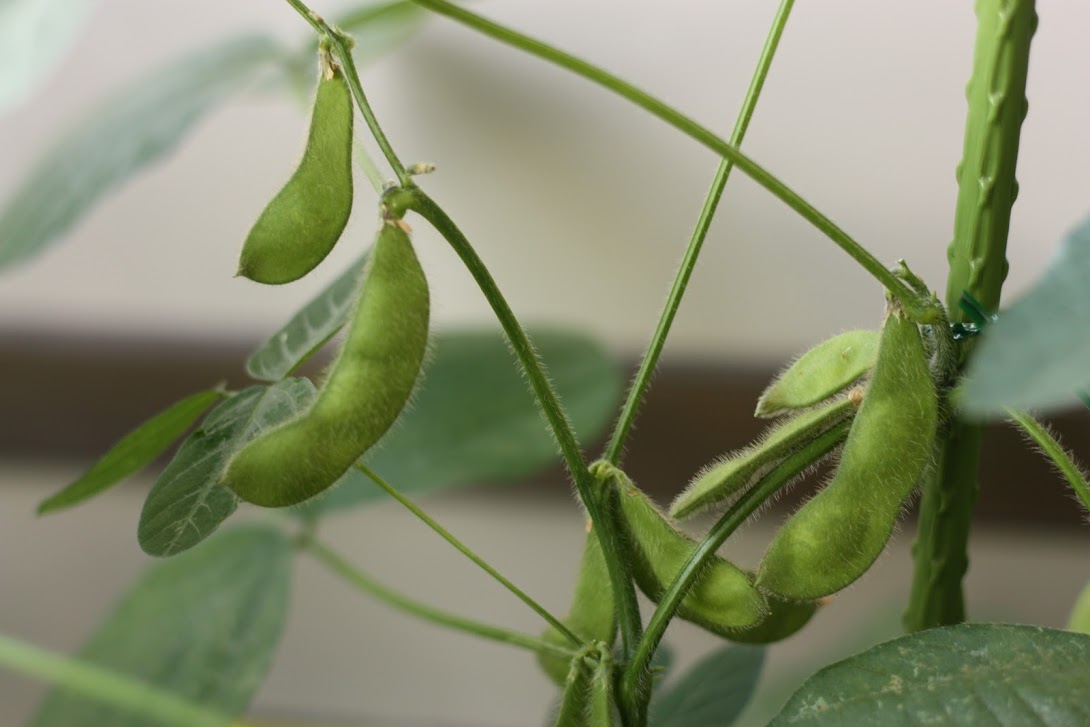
[[1006, 409, 1090, 513], [0, 632, 229, 726], [283, 0, 412, 186], [621, 420, 850, 722], [397, 187, 645, 665], [302, 537, 577, 659], [357, 463, 581, 646], [407, 0, 937, 323], [605, 0, 796, 465]]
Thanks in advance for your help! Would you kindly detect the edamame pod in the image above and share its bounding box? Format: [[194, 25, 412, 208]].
[[223, 219, 429, 506], [755, 330, 879, 418], [670, 397, 856, 519], [554, 645, 595, 727], [756, 306, 938, 601], [538, 527, 616, 685], [554, 643, 616, 727], [594, 463, 767, 632], [725, 589, 818, 644], [587, 648, 616, 726], [237, 49, 354, 285]]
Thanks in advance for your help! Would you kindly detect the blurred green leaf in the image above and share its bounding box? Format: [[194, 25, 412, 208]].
[[769, 624, 1090, 725], [0, 33, 283, 270], [32, 525, 292, 727], [307, 328, 623, 512], [38, 387, 223, 514], [278, 1, 426, 101], [961, 213, 1090, 415], [0, 0, 97, 116], [336, 0, 427, 63], [652, 645, 765, 727], [1068, 580, 1090, 634], [138, 379, 315, 557], [246, 252, 367, 381]]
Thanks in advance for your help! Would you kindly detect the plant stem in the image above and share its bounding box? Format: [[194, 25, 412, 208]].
[[357, 463, 580, 646], [302, 537, 577, 659], [0, 632, 229, 726], [621, 420, 850, 723], [905, 0, 1036, 632], [283, 0, 412, 186], [407, 0, 938, 323], [605, 0, 796, 465], [399, 188, 645, 667], [1006, 409, 1090, 512]]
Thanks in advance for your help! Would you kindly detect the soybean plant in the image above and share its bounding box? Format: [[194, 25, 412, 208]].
[[6, 1, 1090, 726]]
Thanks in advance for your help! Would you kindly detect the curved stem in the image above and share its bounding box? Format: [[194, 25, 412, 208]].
[[605, 0, 796, 465], [401, 188, 645, 664], [621, 421, 850, 719], [283, 0, 412, 186], [407, 0, 937, 323], [357, 463, 580, 646], [1006, 409, 1090, 513], [302, 536, 577, 659], [0, 632, 229, 726]]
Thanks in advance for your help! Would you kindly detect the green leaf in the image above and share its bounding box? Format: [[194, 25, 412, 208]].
[[31, 525, 291, 727], [0, 33, 283, 271], [0, 0, 97, 116], [651, 645, 765, 727], [961, 213, 1090, 415], [37, 388, 223, 515], [769, 624, 1090, 725], [138, 379, 316, 557], [308, 328, 623, 512], [246, 252, 367, 381], [276, 1, 426, 104], [335, 0, 427, 64]]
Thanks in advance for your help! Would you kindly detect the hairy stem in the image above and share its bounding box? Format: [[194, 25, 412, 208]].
[[1006, 410, 1090, 513], [605, 0, 796, 465], [283, 0, 412, 186], [905, 0, 1036, 632], [400, 188, 645, 667], [302, 537, 577, 659], [357, 463, 580, 645], [408, 0, 939, 323], [0, 632, 229, 726]]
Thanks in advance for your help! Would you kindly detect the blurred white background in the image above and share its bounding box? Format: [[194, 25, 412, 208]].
[[1, 0, 1087, 359]]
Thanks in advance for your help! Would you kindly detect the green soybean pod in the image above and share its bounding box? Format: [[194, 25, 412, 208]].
[[725, 588, 819, 644], [538, 526, 616, 686], [587, 647, 617, 726], [755, 330, 879, 418], [237, 50, 354, 285], [599, 467, 767, 632], [670, 397, 856, 520], [554, 646, 595, 727], [223, 219, 429, 506], [756, 307, 938, 601]]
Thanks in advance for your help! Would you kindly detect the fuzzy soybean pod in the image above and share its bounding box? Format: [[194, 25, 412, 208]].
[[237, 51, 354, 285], [537, 527, 616, 686], [670, 397, 856, 520], [553, 644, 616, 727], [756, 307, 938, 601], [223, 220, 429, 506], [725, 588, 818, 644], [755, 330, 879, 418], [596, 466, 768, 632]]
